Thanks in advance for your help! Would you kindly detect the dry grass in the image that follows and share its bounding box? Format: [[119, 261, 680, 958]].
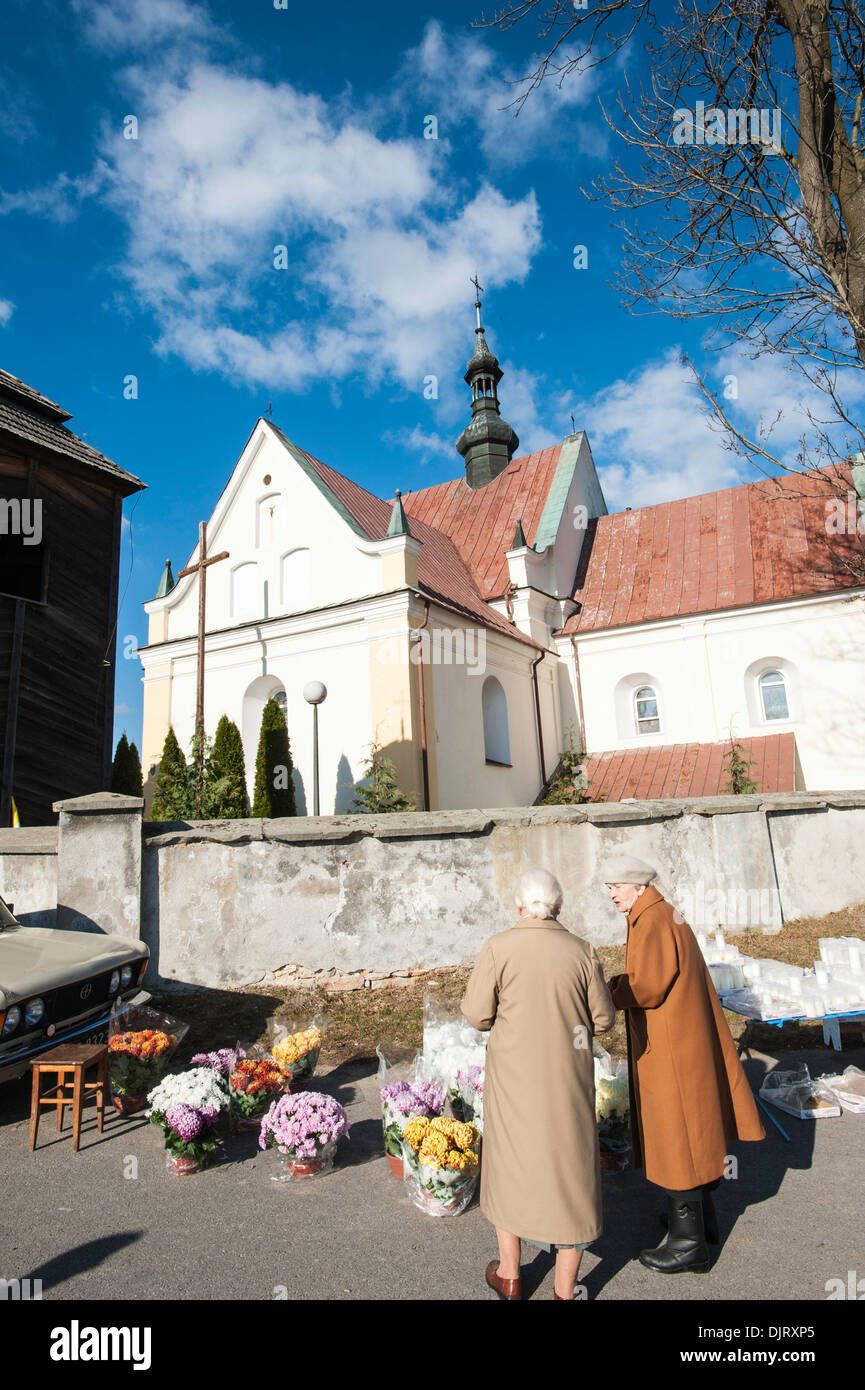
[[157, 901, 865, 1069]]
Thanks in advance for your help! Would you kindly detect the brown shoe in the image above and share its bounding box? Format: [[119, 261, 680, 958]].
[[485, 1259, 521, 1301]]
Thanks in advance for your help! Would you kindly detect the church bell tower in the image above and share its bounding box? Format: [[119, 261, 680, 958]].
[[455, 277, 519, 490]]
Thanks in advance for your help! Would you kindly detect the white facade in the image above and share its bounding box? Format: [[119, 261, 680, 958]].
[[555, 589, 865, 790], [139, 417, 865, 811]]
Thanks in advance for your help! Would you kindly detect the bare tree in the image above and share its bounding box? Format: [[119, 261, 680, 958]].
[[476, 0, 865, 555]]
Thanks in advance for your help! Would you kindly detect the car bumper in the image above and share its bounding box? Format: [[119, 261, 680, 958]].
[[0, 990, 152, 1083]]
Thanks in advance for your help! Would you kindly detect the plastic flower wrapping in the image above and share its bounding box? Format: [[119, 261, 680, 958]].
[[268, 1015, 325, 1085], [229, 1057, 290, 1119], [422, 994, 487, 1094], [380, 1079, 445, 1159], [259, 1091, 349, 1161], [453, 1065, 485, 1132], [594, 1044, 630, 1151], [107, 1004, 187, 1098], [190, 1047, 245, 1076], [401, 1114, 481, 1217], [147, 1066, 229, 1165]]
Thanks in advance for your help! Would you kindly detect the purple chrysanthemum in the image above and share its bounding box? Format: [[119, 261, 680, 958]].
[[259, 1091, 349, 1158], [164, 1102, 205, 1141]]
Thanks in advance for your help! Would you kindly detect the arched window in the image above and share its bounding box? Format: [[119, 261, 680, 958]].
[[759, 670, 789, 721], [482, 676, 511, 765], [634, 685, 660, 735]]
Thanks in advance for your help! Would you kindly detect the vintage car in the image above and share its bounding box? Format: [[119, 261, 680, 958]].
[[0, 892, 150, 1082]]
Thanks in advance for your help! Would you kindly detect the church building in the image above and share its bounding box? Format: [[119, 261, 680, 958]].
[[138, 294, 865, 814]]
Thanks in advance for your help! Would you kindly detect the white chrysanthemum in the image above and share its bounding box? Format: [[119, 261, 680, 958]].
[[147, 1066, 228, 1115]]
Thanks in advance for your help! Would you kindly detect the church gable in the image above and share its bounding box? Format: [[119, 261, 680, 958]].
[[149, 419, 382, 642]]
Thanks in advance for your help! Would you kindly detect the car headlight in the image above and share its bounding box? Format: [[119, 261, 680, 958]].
[[24, 998, 45, 1027], [120, 965, 134, 988], [2, 1006, 21, 1036], [108, 970, 121, 994]]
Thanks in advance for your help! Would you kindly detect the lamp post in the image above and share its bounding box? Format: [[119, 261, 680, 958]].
[[303, 681, 327, 816]]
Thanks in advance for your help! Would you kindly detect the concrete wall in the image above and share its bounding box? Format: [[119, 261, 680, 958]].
[[2, 791, 864, 990]]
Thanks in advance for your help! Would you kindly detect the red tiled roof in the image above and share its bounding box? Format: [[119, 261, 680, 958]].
[[563, 467, 863, 634], [581, 733, 797, 801], [290, 440, 543, 649], [402, 444, 566, 598]]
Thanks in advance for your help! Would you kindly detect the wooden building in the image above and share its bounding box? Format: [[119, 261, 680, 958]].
[[0, 369, 144, 826]]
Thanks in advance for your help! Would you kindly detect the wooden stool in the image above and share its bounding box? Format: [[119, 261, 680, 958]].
[[29, 1044, 109, 1152]]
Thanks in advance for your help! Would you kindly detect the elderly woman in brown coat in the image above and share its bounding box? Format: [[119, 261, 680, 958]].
[[603, 854, 765, 1273], [462, 866, 616, 1301]]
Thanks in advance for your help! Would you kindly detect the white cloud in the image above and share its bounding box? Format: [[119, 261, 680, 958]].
[[399, 19, 607, 167], [72, 0, 218, 51], [573, 350, 745, 510], [0, 298, 14, 325], [383, 425, 455, 468], [89, 62, 541, 390]]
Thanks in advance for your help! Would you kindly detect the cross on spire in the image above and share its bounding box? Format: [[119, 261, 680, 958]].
[[471, 272, 484, 331]]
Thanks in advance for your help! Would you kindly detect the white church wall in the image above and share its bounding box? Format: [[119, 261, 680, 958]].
[[150, 607, 374, 815], [430, 634, 558, 808], [571, 591, 865, 789], [155, 426, 381, 646]]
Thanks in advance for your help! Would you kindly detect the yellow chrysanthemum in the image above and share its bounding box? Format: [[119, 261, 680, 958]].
[[402, 1116, 430, 1150], [429, 1116, 453, 1136], [418, 1129, 449, 1162], [449, 1121, 477, 1152]]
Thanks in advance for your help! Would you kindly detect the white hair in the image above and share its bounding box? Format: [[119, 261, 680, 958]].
[[515, 866, 563, 919]]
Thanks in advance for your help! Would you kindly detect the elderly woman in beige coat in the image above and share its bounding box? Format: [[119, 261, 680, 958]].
[[462, 867, 616, 1301]]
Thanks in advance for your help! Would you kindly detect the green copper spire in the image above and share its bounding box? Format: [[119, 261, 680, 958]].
[[456, 276, 519, 490], [386, 488, 413, 539], [155, 559, 175, 598], [512, 518, 527, 548]]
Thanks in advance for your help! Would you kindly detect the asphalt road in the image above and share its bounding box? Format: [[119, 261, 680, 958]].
[[1, 1046, 862, 1302]]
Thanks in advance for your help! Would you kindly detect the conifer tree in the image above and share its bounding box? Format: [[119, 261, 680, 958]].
[[150, 726, 191, 821], [111, 732, 144, 797], [252, 698, 296, 818], [722, 739, 759, 796], [211, 715, 249, 818], [349, 738, 416, 813]]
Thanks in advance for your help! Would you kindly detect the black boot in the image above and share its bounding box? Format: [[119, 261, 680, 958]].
[[641, 1196, 710, 1273], [659, 1188, 720, 1244]]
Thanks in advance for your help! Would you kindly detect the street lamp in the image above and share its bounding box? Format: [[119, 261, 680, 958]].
[[303, 680, 327, 816]]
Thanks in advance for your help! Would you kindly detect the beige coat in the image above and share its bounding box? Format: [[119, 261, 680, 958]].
[[609, 885, 765, 1190], [461, 917, 616, 1246]]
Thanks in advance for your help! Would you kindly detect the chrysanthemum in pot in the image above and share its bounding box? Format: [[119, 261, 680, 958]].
[[147, 1067, 229, 1175], [259, 1091, 349, 1180]]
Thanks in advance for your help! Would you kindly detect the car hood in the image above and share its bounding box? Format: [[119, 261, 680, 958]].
[[0, 926, 148, 1003]]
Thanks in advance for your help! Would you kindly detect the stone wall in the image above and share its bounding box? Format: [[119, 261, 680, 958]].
[[1, 790, 864, 991]]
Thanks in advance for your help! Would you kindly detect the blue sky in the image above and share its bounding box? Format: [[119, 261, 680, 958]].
[[0, 0, 845, 749]]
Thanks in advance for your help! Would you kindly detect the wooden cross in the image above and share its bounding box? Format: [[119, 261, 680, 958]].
[[178, 521, 229, 807]]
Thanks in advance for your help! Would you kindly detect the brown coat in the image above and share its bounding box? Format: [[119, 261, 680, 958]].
[[461, 917, 616, 1246], [609, 885, 765, 1190]]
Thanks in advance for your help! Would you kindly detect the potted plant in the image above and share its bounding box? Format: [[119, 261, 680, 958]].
[[380, 1079, 445, 1179], [147, 1067, 229, 1175], [228, 1057, 290, 1134], [108, 1005, 187, 1114], [259, 1091, 349, 1180], [401, 1115, 480, 1216], [270, 1021, 324, 1092]]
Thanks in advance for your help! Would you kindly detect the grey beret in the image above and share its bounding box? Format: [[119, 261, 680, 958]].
[[601, 855, 657, 885]]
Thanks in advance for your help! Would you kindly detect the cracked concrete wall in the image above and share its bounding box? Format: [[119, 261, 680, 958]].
[[3, 793, 864, 987], [139, 794, 865, 989]]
